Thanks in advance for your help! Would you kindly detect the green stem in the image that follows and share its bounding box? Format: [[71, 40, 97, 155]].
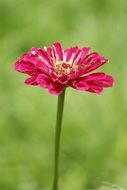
[[52, 90, 66, 190]]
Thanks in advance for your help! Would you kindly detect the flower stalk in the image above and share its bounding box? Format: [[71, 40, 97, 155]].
[[52, 89, 66, 190]]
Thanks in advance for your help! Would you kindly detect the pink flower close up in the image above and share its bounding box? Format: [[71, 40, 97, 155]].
[[15, 42, 114, 95]]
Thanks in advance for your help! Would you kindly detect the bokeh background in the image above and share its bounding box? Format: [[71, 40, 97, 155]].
[[0, 0, 127, 189]]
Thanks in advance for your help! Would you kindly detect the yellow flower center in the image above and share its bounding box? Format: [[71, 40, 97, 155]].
[[54, 61, 78, 76]]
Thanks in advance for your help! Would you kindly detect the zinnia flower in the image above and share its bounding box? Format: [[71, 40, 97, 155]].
[[15, 42, 114, 95]]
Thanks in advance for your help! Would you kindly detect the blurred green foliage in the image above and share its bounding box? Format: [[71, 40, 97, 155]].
[[0, 0, 127, 189]]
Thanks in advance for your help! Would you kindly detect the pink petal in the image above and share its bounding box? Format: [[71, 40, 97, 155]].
[[15, 53, 49, 75], [64, 46, 79, 62], [53, 42, 63, 61], [31, 47, 53, 66], [25, 76, 38, 85], [86, 83, 103, 94], [73, 78, 103, 94], [37, 73, 51, 88], [74, 47, 90, 64], [58, 74, 70, 84], [50, 71, 59, 82], [30, 48, 51, 73], [83, 72, 106, 81], [82, 72, 114, 87], [44, 46, 53, 58], [15, 60, 38, 75], [96, 75, 114, 87], [79, 52, 108, 75], [48, 82, 64, 95], [35, 59, 50, 74], [37, 73, 64, 95], [50, 71, 69, 84], [70, 72, 114, 94], [69, 80, 89, 91], [22, 53, 37, 65]]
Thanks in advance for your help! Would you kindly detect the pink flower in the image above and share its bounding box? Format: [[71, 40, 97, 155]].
[[15, 42, 114, 95]]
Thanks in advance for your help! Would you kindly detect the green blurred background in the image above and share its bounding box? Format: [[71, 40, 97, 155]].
[[0, 0, 127, 189]]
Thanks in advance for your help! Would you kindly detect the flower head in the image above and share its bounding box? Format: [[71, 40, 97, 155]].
[[15, 42, 114, 95]]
